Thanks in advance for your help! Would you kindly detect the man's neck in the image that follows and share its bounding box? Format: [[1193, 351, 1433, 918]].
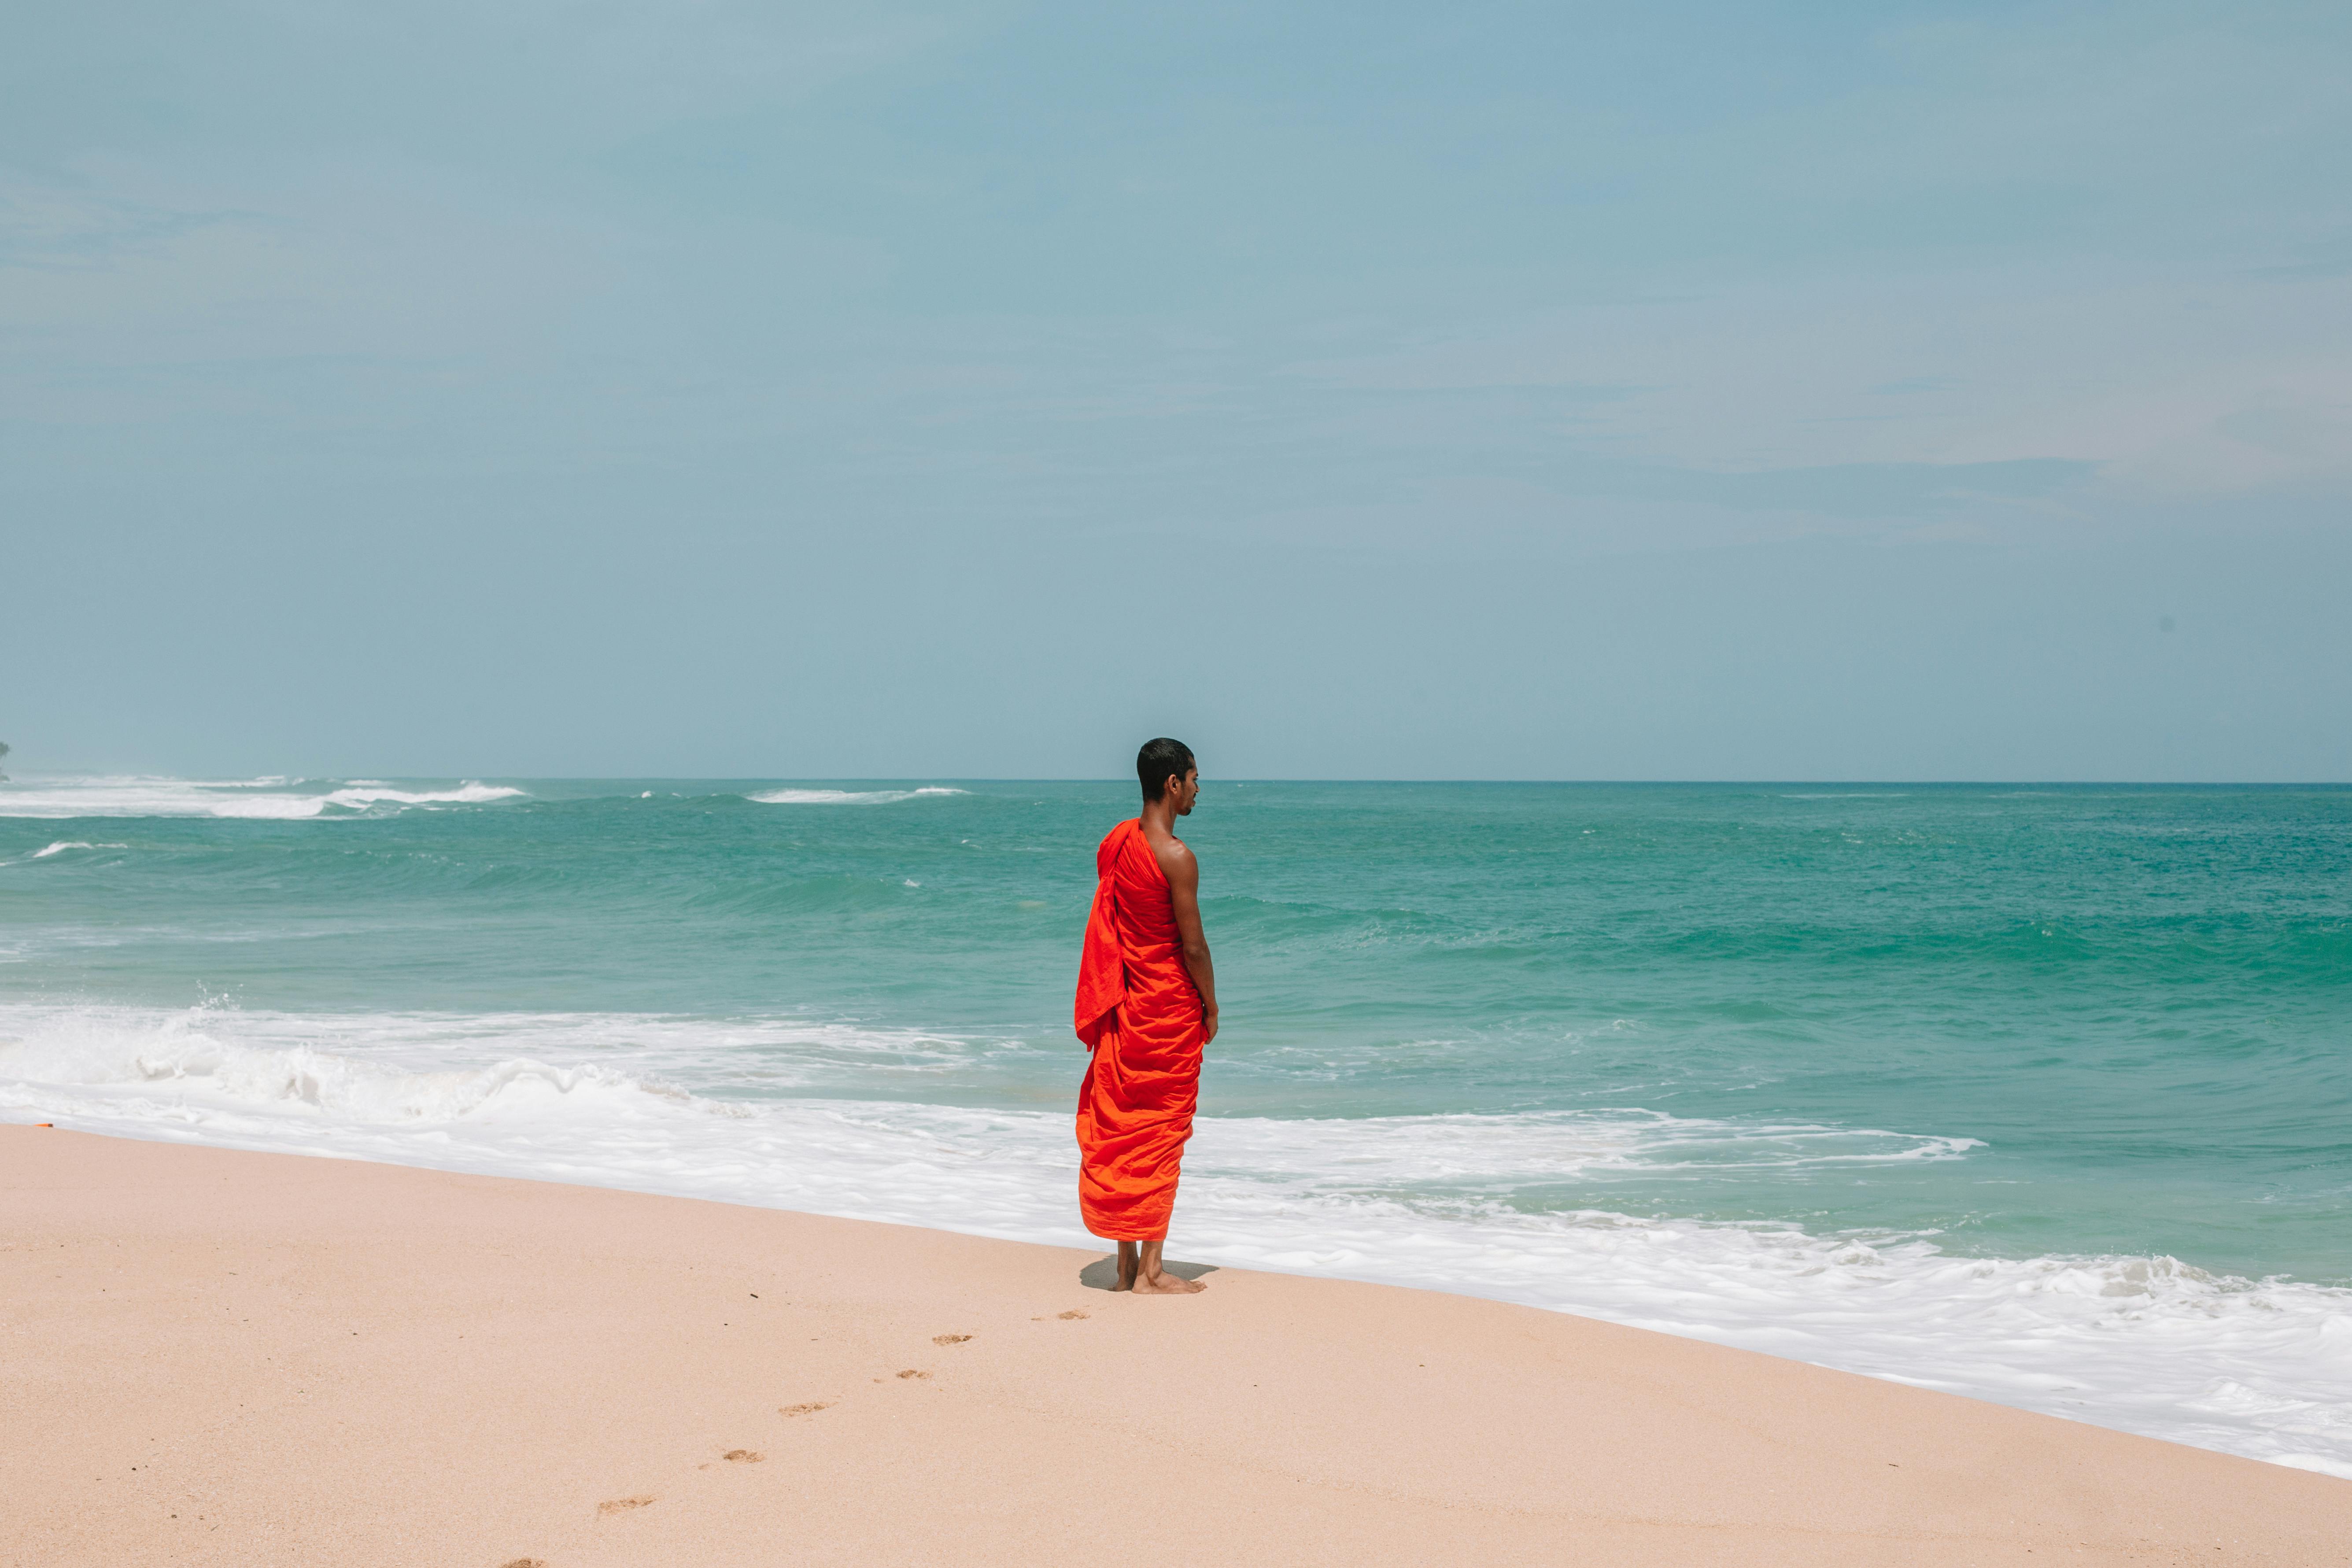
[[1139, 797, 1179, 840]]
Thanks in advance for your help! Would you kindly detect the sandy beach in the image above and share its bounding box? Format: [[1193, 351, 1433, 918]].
[[5, 1125, 2346, 1567]]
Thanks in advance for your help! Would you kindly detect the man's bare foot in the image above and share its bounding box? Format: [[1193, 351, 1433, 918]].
[[1110, 1238, 1201, 1293]]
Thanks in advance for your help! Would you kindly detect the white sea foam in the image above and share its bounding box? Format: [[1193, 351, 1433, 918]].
[[747, 787, 969, 805], [2, 1000, 2347, 1479], [0, 777, 525, 819], [0, 841, 131, 868]]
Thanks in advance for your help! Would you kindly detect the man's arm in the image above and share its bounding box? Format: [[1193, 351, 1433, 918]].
[[1162, 841, 1219, 1044]]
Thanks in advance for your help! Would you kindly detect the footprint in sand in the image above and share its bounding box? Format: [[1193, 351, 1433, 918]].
[[933, 1334, 971, 1345], [779, 1402, 833, 1417], [1057, 1310, 1088, 1320], [896, 1369, 930, 1380], [500, 1560, 547, 1568], [724, 1449, 764, 1463], [598, 1496, 654, 1517]]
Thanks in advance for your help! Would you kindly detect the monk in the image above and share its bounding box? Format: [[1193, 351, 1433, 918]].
[[1073, 737, 1217, 1294]]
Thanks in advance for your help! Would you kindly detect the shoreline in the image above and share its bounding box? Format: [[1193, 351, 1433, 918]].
[[10, 1064, 2346, 1478], [6, 1125, 2347, 1566]]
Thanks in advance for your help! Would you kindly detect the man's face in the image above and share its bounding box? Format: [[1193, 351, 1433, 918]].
[[1174, 768, 1200, 816]]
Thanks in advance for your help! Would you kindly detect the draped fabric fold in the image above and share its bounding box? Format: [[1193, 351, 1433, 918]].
[[1073, 819, 1204, 1241]]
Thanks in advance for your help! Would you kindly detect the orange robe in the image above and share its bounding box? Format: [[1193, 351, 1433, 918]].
[[1073, 818, 1204, 1241]]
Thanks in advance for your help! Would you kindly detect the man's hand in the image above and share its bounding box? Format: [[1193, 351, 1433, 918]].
[[1202, 1004, 1219, 1046]]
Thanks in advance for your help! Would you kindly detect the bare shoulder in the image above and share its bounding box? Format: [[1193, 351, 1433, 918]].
[[1147, 828, 1197, 887]]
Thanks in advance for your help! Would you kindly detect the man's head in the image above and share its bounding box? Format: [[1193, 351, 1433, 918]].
[[1137, 737, 1198, 815]]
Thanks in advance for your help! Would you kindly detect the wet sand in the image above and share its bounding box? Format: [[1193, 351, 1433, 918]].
[[5, 1124, 2346, 1566]]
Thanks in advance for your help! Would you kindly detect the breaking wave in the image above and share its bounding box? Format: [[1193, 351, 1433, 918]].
[[3, 1000, 2347, 1479], [0, 777, 526, 819]]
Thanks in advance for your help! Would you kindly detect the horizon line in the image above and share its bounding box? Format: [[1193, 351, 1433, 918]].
[[7, 773, 2349, 789]]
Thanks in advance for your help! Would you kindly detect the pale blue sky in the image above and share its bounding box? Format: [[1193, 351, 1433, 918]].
[[4, 2, 2348, 778]]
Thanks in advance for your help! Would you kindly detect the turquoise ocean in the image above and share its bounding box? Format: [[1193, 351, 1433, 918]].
[[3, 775, 2347, 1472]]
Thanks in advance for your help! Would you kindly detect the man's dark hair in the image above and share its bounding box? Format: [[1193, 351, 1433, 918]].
[[1137, 737, 1195, 802]]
